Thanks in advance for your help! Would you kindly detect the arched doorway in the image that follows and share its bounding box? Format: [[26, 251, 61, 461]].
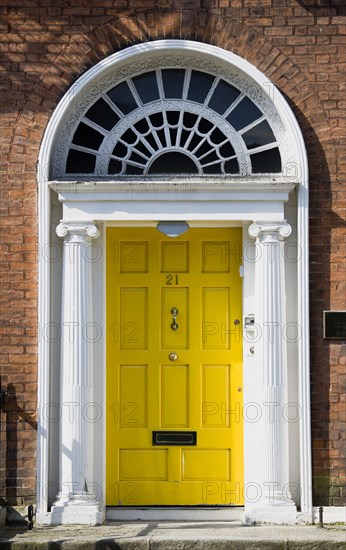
[[37, 40, 311, 525]]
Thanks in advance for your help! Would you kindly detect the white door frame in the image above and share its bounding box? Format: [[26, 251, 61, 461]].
[[36, 40, 311, 524]]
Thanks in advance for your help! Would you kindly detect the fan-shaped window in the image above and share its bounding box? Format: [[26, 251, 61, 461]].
[[106, 112, 239, 176], [187, 71, 215, 103], [54, 64, 285, 179], [149, 152, 199, 174], [226, 97, 262, 131], [133, 71, 159, 104]]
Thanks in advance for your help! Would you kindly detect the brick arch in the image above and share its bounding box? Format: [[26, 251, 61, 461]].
[[12, 8, 334, 176]]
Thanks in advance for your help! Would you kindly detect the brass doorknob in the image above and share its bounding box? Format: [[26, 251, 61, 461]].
[[169, 353, 178, 362]]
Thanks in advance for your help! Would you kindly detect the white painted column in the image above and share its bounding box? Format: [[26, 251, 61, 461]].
[[51, 222, 104, 525], [246, 220, 297, 524]]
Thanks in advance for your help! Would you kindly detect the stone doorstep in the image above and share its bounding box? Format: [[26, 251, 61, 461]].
[[4, 505, 346, 525], [0, 523, 345, 549]]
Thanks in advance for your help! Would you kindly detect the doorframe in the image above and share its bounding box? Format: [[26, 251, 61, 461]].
[[36, 40, 311, 524]]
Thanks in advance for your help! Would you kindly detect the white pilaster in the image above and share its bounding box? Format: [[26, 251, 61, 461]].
[[246, 220, 297, 524], [51, 222, 104, 525]]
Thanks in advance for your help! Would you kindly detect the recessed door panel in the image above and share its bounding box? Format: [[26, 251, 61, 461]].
[[161, 365, 189, 428], [120, 288, 148, 350], [202, 288, 230, 350], [202, 241, 230, 272], [120, 450, 168, 480], [202, 365, 231, 428], [161, 241, 189, 272], [182, 450, 230, 481], [120, 241, 148, 273], [120, 365, 147, 428], [161, 287, 188, 349]]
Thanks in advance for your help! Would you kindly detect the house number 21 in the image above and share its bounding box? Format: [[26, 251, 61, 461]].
[[166, 274, 179, 285]]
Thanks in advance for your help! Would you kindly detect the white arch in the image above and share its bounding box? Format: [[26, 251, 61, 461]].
[[37, 40, 311, 516]]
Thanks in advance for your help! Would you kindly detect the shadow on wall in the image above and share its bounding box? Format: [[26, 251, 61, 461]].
[[0, 381, 37, 523], [288, 98, 346, 505], [296, 1, 346, 16]]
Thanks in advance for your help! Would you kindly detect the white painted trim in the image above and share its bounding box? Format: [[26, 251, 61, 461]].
[[37, 140, 51, 515], [55, 188, 288, 223], [277, 81, 311, 516], [297, 186, 312, 515], [37, 39, 311, 521]]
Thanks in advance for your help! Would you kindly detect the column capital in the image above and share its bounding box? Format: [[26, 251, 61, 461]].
[[56, 222, 100, 242], [248, 220, 291, 241]]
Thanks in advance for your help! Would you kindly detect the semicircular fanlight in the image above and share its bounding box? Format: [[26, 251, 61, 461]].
[[148, 152, 199, 175], [106, 111, 239, 176], [62, 67, 282, 177]]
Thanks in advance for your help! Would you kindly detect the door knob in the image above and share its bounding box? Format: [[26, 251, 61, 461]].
[[169, 352, 178, 362]]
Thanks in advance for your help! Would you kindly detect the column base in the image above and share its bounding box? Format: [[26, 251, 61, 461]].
[[244, 503, 297, 525], [48, 500, 105, 525]]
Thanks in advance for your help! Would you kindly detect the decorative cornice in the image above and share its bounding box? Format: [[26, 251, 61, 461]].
[[248, 220, 292, 240], [49, 178, 297, 195]]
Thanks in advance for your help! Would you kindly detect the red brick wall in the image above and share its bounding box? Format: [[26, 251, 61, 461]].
[[0, 1, 345, 508]]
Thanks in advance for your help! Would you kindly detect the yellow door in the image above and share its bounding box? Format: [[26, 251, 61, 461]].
[[106, 227, 243, 506]]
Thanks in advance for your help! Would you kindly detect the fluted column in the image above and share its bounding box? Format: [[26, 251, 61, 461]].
[[247, 220, 296, 522], [51, 222, 104, 525]]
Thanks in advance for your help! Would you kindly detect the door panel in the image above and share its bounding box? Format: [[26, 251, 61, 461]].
[[161, 241, 189, 272], [202, 365, 230, 428], [120, 288, 148, 349], [119, 365, 147, 428], [161, 365, 189, 427], [161, 288, 189, 349], [106, 227, 243, 506], [202, 288, 230, 349]]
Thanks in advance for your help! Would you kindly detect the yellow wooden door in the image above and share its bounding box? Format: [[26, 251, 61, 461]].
[[106, 227, 243, 506]]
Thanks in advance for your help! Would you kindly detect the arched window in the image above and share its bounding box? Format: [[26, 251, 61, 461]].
[[53, 60, 289, 179]]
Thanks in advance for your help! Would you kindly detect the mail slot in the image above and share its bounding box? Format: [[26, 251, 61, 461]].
[[152, 431, 197, 446]]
